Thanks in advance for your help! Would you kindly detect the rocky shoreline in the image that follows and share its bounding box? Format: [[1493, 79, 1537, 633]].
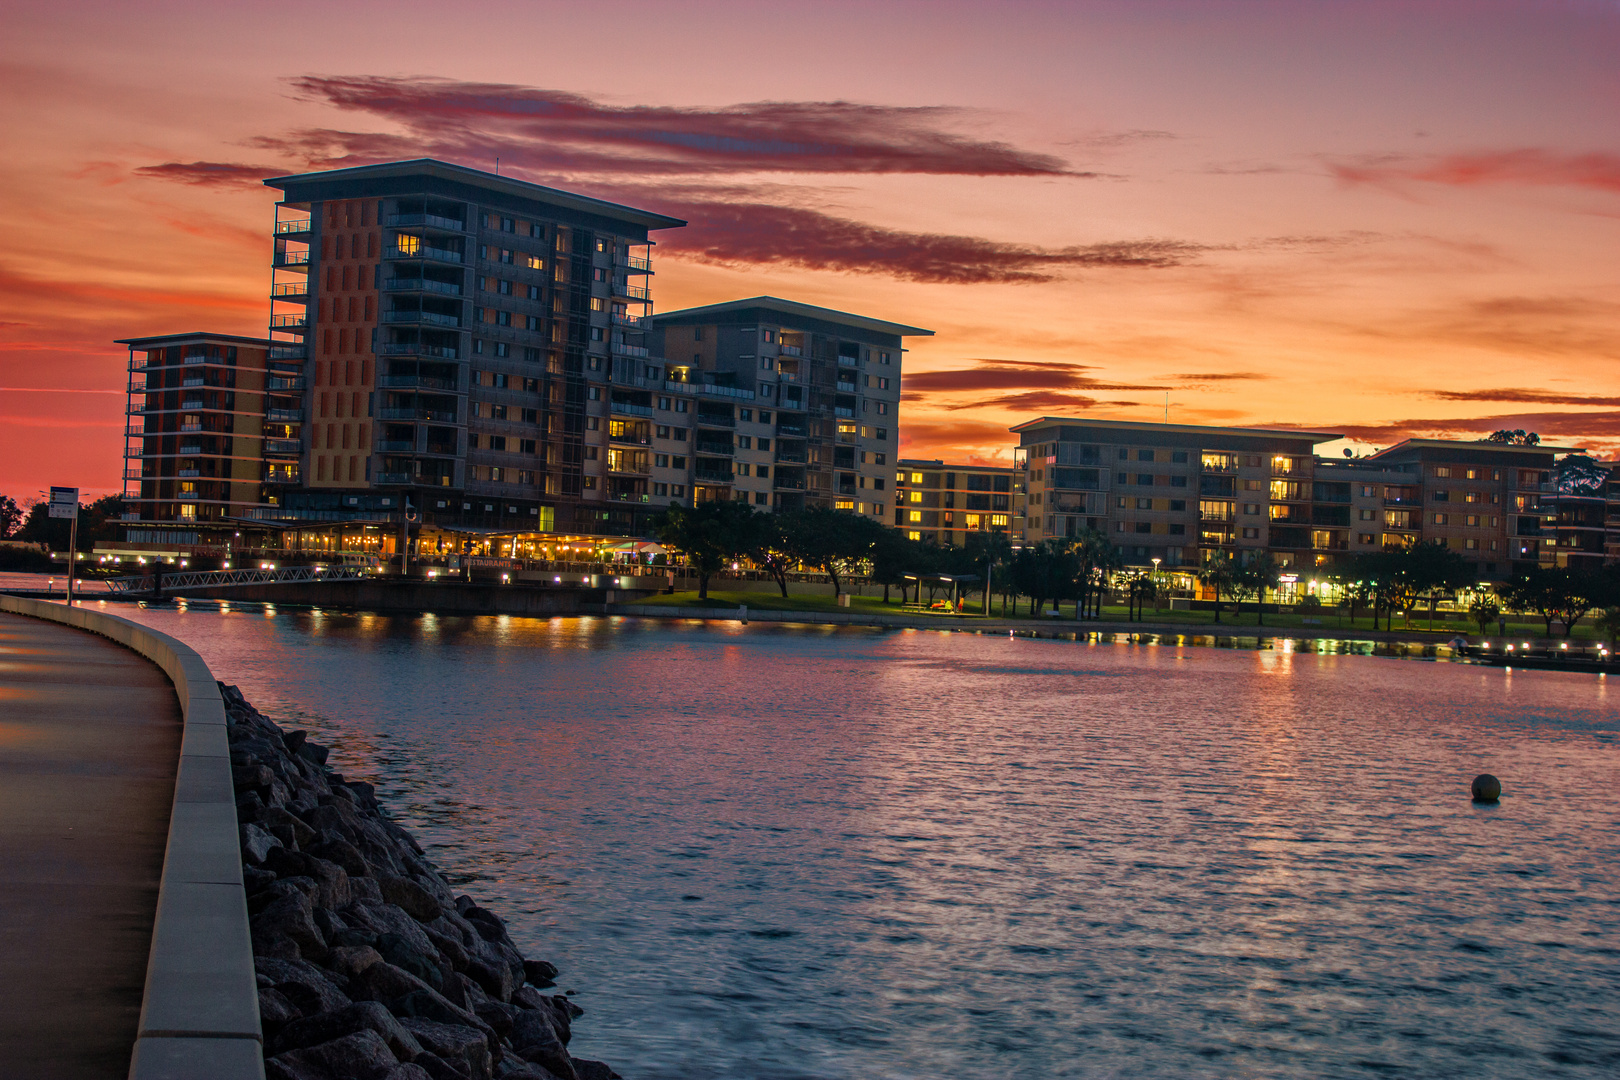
[[225, 682, 620, 1080]]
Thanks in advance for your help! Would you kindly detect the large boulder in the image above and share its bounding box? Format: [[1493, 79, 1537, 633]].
[[398, 1018, 495, 1080], [271, 1001, 424, 1062], [266, 1029, 398, 1080]]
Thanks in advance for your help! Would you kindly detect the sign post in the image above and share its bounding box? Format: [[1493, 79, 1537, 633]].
[[48, 487, 79, 606]]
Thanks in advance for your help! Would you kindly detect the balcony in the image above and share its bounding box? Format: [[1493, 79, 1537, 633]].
[[271, 282, 309, 303], [177, 492, 200, 502], [264, 438, 302, 454], [179, 423, 203, 433], [270, 314, 308, 331], [613, 341, 650, 358], [273, 250, 311, 269], [778, 344, 803, 357], [375, 440, 415, 453], [611, 312, 644, 329], [181, 398, 205, 410], [378, 342, 459, 360], [379, 407, 457, 423], [374, 472, 413, 485], [274, 218, 313, 236], [612, 281, 651, 302], [382, 310, 461, 328], [182, 354, 209, 366], [610, 401, 653, 418], [268, 345, 307, 361], [695, 441, 735, 457], [834, 407, 855, 419], [267, 376, 306, 392], [382, 278, 462, 296], [266, 408, 304, 422], [179, 444, 202, 455], [694, 470, 734, 485], [664, 379, 757, 401], [615, 253, 652, 273], [386, 244, 462, 264], [176, 469, 201, 478], [181, 376, 205, 387], [774, 478, 806, 491], [386, 212, 466, 232], [837, 355, 859, 368], [378, 374, 457, 391], [775, 451, 807, 464]]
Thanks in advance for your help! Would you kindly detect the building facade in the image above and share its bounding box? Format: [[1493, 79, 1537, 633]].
[[648, 297, 930, 519], [892, 460, 1021, 545], [1012, 417, 1589, 579], [117, 332, 272, 529], [262, 158, 687, 537]]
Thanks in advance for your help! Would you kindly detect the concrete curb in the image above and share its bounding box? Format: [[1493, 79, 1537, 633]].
[[0, 597, 262, 1080]]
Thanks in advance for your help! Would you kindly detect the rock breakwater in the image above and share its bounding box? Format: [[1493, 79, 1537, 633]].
[[224, 683, 620, 1080]]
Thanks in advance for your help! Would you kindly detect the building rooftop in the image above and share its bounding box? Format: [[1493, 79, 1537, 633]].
[[263, 158, 687, 232], [1010, 416, 1342, 442], [1370, 437, 1583, 457], [651, 296, 933, 338], [115, 332, 271, 347]]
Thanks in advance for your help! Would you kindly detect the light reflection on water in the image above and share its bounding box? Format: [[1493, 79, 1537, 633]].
[[119, 604, 1620, 1079]]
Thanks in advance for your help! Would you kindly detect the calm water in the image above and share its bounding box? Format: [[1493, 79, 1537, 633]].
[[112, 602, 1620, 1079]]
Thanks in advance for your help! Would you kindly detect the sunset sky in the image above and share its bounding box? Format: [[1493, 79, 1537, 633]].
[[2, 0, 1617, 498]]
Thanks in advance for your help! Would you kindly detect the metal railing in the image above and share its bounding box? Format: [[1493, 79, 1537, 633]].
[[273, 250, 311, 267], [387, 213, 466, 232], [271, 283, 309, 301], [386, 245, 462, 263], [378, 374, 457, 391], [267, 377, 305, 391], [274, 219, 313, 234], [379, 342, 459, 359], [382, 278, 462, 296], [103, 564, 371, 594], [382, 310, 460, 327]]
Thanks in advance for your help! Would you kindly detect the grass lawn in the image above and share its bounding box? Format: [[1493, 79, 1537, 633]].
[[623, 590, 1614, 641]]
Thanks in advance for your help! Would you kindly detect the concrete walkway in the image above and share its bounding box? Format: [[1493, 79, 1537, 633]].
[[0, 611, 182, 1079]]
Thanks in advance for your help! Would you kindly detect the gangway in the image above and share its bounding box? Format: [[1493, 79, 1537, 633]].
[[103, 564, 373, 595]]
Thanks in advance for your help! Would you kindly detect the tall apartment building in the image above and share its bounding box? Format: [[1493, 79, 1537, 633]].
[[117, 332, 272, 531], [892, 460, 1021, 544], [1014, 418, 1340, 568], [262, 159, 686, 537], [1012, 416, 1585, 579], [648, 298, 930, 518]]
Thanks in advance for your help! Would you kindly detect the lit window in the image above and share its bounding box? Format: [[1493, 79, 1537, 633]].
[[910, 472, 923, 483], [907, 531, 921, 540], [908, 510, 923, 523], [991, 514, 1008, 527]]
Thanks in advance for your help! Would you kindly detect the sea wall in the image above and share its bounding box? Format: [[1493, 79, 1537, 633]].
[[227, 683, 619, 1080]]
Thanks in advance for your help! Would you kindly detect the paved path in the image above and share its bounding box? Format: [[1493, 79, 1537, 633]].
[[0, 610, 182, 1079]]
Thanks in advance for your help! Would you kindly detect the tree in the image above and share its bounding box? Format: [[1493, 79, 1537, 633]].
[[1071, 529, 1118, 619], [1125, 573, 1157, 622], [867, 528, 917, 604], [1403, 539, 1475, 630], [744, 514, 797, 598], [1502, 565, 1605, 638], [1599, 607, 1620, 648], [1485, 429, 1540, 446], [1230, 555, 1281, 625], [1197, 558, 1238, 624], [651, 499, 757, 600], [1468, 593, 1501, 635], [0, 494, 21, 538], [780, 506, 886, 598], [965, 529, 1016, 615], [1554, 453, 1611, 496]]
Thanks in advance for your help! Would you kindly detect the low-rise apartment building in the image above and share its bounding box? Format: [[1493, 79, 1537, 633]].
[[892, 460, 1021, 545]]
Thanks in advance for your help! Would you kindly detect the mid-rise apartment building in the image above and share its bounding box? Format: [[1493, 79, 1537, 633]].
[[1014, 417, 1341, 568], [117, 332, 272, 528], [262, 158, 686, 537], [648, 297, 930, 519], [1011, 417, 1587, 578], [892, 460, 1021, 544]]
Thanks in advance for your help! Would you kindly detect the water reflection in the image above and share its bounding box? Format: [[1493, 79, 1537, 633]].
[[116, 605, 1620, 1079]]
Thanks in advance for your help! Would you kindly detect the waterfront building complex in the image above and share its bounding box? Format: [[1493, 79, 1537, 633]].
[[118, 159, 928, 554], [892, 460, 1022, 546]]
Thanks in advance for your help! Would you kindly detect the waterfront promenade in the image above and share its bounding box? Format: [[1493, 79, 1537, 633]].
[[0, 610, 181, 1077]]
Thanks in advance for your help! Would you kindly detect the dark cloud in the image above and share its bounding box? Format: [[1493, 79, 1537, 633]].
[[1331, 149, 1620, 195], [1430, 389, 1620, 407], [1171, 371, 1270, 383], [134, 161, 282, 186], [944, 391, 1102, 413], [906, 359, 1166, 394], [656, 204, 1202, 283], [1329, 411, 1619, 447], [282, 76, 1084, 178]]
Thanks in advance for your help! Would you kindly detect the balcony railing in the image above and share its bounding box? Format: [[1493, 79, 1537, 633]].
[[181, 398, 205, 410], [695, 442, 735, 457], [268, 346, 307, 361], [382, 277, 462, 296], [837, 355, 859, 367], [379, 408, 457, 423], [269, 314, 307, 329], [613, 341, 650, 358], [386, 244, 462, 264], [664, 380, 756, 401], [778, 344, 803, 357], [182, 377, 205, 387], [176, 469, 201, 478], [615, 253, 652, 273], [274, 218, 313, 235], [267, 377, 305, 392], [266, 408, 304, 422], [179, 423, 203, 433], [375, 440, 415, 453], [271, 283, 309, 301], [378, 374, 457, 391], [378, 342, 459, 360], [374, 473, 414, 485], [273, 250, 311, 268], [386, 213, 466, 232], [611, 312, 644, 328], [182, 354, 209, 366], [382, 310, 461, 328], [264, 438, 302, 454], [613, 282, 651, 302], [179, 444, 202, 455], [694, 470, 734, 485], [774, 479, 806, 490], [610, 401, 653, 417]]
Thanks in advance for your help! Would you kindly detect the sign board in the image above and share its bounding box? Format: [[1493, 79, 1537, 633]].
[[47, 487, 79, 520]]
